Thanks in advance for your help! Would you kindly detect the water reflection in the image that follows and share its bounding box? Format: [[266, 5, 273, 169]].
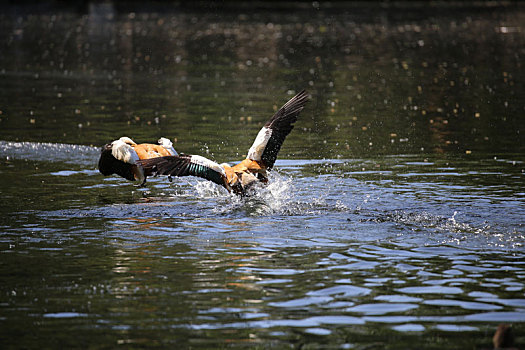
[[1, 2, 525, 349], [1, 3, 524, 158]]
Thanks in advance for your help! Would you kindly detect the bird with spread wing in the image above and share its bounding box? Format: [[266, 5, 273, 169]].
[[98, 137, 178, 185], [138, 90, 310, 195]]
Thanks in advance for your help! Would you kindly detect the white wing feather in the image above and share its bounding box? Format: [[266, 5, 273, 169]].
[[247, 127, 272, 161]]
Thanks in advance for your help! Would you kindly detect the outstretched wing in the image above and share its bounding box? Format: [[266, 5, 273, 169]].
[[138, 154, 227, 187], [247, 89, 309, 169]]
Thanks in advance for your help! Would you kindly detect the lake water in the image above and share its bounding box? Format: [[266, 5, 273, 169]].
[[1, 2, 524, 349]]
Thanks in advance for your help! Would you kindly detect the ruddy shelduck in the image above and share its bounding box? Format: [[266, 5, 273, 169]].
[[98, 137, 177, 185], [138, 90, 310, 195]]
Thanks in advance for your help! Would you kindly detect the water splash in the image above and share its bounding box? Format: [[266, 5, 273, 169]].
[[354, 208, 525, 249], [184, 171, 328, 217], [194, 179, 231, 198], [251, 172, 296, 214], [399, 211, 487, 234], [0, 140, 99, 166], [448, 211, 459, 225]]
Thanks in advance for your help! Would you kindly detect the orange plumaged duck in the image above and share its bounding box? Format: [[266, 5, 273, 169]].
[[137, 89, 310, 195], [98, 137, 178, 185]]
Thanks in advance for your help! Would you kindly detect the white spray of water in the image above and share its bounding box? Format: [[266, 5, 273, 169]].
[[448, 211, 459, 225], [194, 180, 230, 198], [188, 171, 325, 216]]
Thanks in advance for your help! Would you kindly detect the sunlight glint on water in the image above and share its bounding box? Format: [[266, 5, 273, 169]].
[[1, 2, 524, 348], [1, 132, 524, 350]]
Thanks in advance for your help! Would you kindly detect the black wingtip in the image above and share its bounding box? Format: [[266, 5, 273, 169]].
[[291, 89, 310, 102], [257, 89, 310, 169], [284, 89, 310, 107], [296, 89, 309, 99]]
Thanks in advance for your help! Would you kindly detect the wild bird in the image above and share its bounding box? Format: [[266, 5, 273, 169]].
[[98, 136, 178, 185], [138, 90, 310, 195]]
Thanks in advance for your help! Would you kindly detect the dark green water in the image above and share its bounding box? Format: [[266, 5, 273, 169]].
[[1, 2, 524, 349]]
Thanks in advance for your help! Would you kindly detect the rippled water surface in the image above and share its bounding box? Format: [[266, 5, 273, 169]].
[[1, 2, 525, 349]]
